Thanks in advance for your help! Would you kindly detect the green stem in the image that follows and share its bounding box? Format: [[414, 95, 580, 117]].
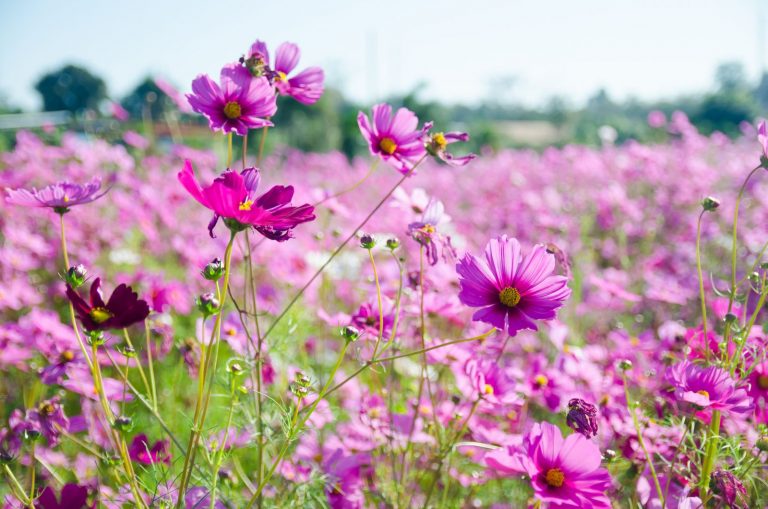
[[144, 322, 158, 411], [369, 248, 385, 359], [622, 373, 664, 506], [699, 410, 721, 501], [257, 124, 269, 167], [4, 465, 31, 506], [227, 132, 233, 168], [27, 443, 35, 508], [261, 155, 428, 342], [695, 211, 710, 361]]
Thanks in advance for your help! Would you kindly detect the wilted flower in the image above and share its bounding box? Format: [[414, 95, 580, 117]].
[[66, 277, 150, 332], [711, 469, 748, 509], [566, 398, 599, 439], [178, 161, 315, 240], [357, 103, 428, 174], [665, 361, 754, 415], [485, 421, 612, 508], [5, 177, 109, 212], [187, 65, 277, 136], [456, 235, 571, 336]]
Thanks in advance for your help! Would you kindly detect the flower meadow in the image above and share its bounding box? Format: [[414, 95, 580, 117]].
[[1, 40, 768, 509]]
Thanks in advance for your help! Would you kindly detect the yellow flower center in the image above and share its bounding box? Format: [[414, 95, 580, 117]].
[[433, 132, 447, 150], [758, 375, 768, 390], [499, 287, 521, 307], [63, 195, 70, 203], [223, 101, 242, 119], [534, 374, 549, 387], [239, 200, 254, 211], [544, 468, 565, 488], [696, 390, 710, 399], [421, 224, 436, 234], [483, 384, 494, 395], [61, 350, 75, 362], [39, 402, 55, 416], [226, 327, 237, 336], [275, 71, 288, 82], [379, 137, 398, 155], [89, 307, 113, 324]]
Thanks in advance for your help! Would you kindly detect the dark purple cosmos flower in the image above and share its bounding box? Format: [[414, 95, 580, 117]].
[[5, 177, 109, 213], [357, 103, 428, 174], [187, 65, 277, 136], [244, 40, 324, 105], [665, 361, 754, 415], [711, 469, 748, 509], [128, 434, 170, 465], [485, 421, 612, 508], [66, 278, 150, 332], [566, 398, 599, 439], [424, 129, 476, 166], [35, 484, 90, 509], [178, 161, 315, 240], [407, 198, 455, 265], [456, 235, 571, 336], [9, 398, 69, 447]]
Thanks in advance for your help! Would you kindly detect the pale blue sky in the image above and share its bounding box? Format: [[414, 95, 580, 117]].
[[0, 0, 765, 109]]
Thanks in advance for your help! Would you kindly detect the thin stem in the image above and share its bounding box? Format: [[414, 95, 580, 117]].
[[261, 155, 428, 342], [369, 248, 385, 359], [145, 322, 158, 411], [122, 328, 152, 402], [59, 214, 93, 372], [312, 162, 377, 207], [695, 211, 710, 361], [27, 443, 35, 509], [699, 410, 722, 502], [227, 132, 233, 168], [242, 132, 248, 169], [622, 373, 664, 506], [4, 465, 31, 506]]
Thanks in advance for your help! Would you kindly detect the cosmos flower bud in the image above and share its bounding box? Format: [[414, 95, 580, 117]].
[[618, 359, 633, 371], [724, 313, 738, 324], [566, 398, 599, 439], [711, 469, 748, 508], [65, 264, 88, 288], [112, 416, 134, 433], [360, 233, 376, 250], [21, 428, 41, 443], [197, 293, 220, 317], [290, 382, 309, 398], [86, 330, 106, 346], [342, 326, 361, 343], [295, 371, 312, 387], [116, 343, 136, 357], [603, 449, 616, 462], [202, 258, 225, 281], [386, 237, 400, 250], [748, 272, 761, 286], [226, 359, 244, 376], [701, 196, 720, 212]]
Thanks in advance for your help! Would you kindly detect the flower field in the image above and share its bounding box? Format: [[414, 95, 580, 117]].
[[1, 38, 767, 509]]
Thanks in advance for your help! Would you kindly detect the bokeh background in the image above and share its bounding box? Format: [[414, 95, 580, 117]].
[[1, 0, 767, 152]]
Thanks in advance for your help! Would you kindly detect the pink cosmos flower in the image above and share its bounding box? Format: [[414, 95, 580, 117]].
[[187, 65, 277, 136], [425, 129, 476, 166], [665, 361, 754, 415], [5, 177, 109, 212], [178, 161, 315, 240], [485, 421, 612, 508], [758, 120, 768, 160], [245, 40, 324, 105], [357, 103, 428, 174], [456, 235, 571, 336]]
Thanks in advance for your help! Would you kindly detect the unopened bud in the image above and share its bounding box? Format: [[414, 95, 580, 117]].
[[65, 264, 87, 288], [201, 258, 225, 281], [112, 416, 133, 433], [618, 359, 633, 371], [197, 293, 220, 317], [386, 237, 400, 250], [360, 233, 376, 250], [342, 326, 361, 343], [701, 196, 720, 212], [295, 372, 311, 387]]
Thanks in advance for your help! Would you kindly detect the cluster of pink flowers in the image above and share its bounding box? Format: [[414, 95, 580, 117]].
[[0, 39, 767, 509]]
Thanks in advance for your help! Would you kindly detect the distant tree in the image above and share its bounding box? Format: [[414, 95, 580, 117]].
[[121, 78, 177, 120], [715, 61, 748, 93], [35, 64, 106, 113], [754, 71, 768, 110]]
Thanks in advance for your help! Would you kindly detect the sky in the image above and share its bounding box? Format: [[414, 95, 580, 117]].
[[0, 0, 766, 110]]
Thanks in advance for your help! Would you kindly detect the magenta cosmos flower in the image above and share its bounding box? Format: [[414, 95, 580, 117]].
[[66, 278, 150, 332], [456, 236, 571, 336], [665, 361, 754, 415], [358, 103, 428, 174], [425, 129, 476, 166], [178, 160, 315, 240], [187, 65, 277, 136], [245, 40, 324, 105], [5, 177, 108, 213], [485, 422, 612, 508]]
